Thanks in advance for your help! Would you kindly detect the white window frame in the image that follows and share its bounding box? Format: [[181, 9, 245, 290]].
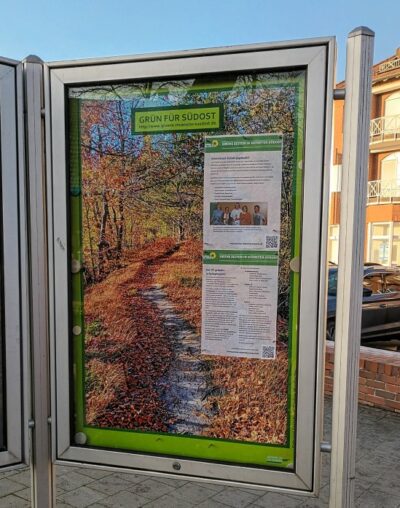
[[46, 38, 335, 494], [381, 152, 400, 184], [384, 91, 400, 117], [368, 221, 393, 266]]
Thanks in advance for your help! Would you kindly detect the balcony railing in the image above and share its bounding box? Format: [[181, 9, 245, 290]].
[[370, 114, 400, 143], [367, 179, 400, 204], [378, 57, 400, 74]]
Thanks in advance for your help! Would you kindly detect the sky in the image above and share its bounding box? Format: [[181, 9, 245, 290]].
[[0, 0, 397, 80]]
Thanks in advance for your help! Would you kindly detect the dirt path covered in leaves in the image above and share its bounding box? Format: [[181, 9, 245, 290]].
[[141, 284, 213, 434], [84, 239, 212, 434]]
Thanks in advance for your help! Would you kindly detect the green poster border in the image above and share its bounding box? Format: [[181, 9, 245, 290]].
[[69, 73, 304, 469]]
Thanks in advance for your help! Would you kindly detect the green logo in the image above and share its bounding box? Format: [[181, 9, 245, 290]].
[[203, 251, 217, 261]]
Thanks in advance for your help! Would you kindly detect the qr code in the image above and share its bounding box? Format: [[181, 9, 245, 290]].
[[265, 235, 278, 248], [261, 345, 275, 359]]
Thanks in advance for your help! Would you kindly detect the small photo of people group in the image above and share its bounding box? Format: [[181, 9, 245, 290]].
[[210, 202, 268, 226]]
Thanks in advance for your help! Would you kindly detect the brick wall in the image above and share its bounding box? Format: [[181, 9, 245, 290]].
[[325, 341, 400, 412]]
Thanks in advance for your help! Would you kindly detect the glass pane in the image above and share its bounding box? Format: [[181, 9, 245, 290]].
[[385, 92, 400, 117], [0, 189, 4, 453], [392, 243, 400, 266], [68, 70, 306, 469], [371, 239, 390, 265], [381, 158, 397, 182], [371, 223, 390, 237], [0, 319, 4, 452], [392, 224, 400, 266]]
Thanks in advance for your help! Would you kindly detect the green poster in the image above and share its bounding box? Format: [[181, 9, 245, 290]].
[[68, 70, 305, 468]]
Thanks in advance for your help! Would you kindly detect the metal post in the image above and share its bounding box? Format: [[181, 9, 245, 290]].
[[329, 27, 374, 508], [24, 55, 55, 508]]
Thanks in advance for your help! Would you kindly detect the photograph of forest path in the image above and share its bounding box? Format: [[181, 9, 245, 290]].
[[71, 72, 305, 445]]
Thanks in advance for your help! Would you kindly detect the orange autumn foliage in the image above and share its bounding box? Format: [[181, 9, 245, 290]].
[[84, 238, 177, 430]]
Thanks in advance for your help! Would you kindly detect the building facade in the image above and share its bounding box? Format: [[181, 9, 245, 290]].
[[329, 47, 400, 266]]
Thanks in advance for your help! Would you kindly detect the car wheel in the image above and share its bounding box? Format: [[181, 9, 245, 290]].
[[327, 320, 335, 341]]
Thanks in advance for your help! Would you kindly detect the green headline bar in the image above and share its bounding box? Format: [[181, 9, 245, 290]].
[[203, 250, 278, 266], [205, 134, 282, 153], [132, 104, 223, 134]]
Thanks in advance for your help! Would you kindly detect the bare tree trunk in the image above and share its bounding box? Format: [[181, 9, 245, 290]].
[[84, 199, 96, 281], [116, 101, 126, 256], [117, 194, 124, 253], [178, 220, 184, 241], [93, 199, 101, 231], [111, 206, 118, 243], [98, 191, 109, 276]]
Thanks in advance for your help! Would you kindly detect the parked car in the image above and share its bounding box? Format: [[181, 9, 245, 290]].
[[327, 265, 400, 342]]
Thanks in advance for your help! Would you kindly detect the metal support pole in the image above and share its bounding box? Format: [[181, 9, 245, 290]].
[[329, 27, 374, 508], [24, 55, 55, 508]]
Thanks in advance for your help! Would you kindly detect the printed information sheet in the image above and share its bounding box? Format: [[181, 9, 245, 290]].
[[201, 134, 283, 359]]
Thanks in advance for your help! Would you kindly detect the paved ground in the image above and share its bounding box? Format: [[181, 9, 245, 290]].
[[0, 400, 399, 507]]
